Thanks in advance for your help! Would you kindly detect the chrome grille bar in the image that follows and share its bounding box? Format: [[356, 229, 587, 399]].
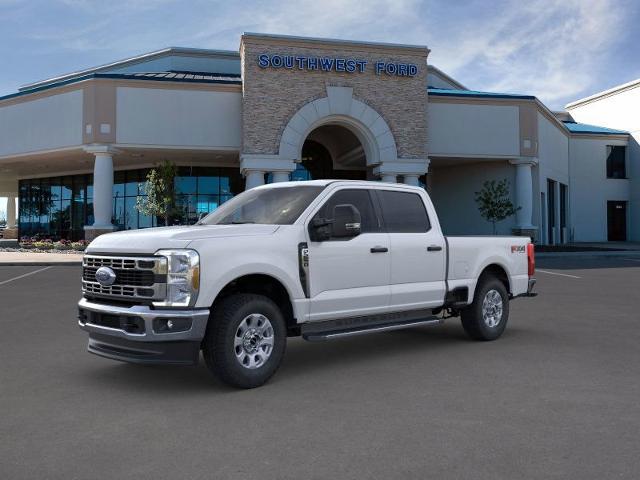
[[82, 254, 167, 301]]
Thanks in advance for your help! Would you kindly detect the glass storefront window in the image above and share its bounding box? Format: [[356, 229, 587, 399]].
[[18, 166, 242, 240]]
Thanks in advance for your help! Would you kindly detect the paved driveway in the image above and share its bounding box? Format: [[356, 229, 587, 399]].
[[1, 258, 639, 479]]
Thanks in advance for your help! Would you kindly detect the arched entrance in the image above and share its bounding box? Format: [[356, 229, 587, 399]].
[[299, 124, 368, 181]]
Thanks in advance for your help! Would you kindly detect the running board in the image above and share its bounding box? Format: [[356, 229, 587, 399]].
[[302, 317, 443, 342]]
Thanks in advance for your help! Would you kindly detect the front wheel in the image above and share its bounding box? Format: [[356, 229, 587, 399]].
[[461, 275, 509, 341], [203, 293, 287, 388]]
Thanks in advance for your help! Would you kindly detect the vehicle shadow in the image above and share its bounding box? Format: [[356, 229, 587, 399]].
[[79, 323, 536, 393]]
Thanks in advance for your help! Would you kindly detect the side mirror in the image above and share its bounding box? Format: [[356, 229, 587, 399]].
[[309, 217, 332, 242], [331, 204, 361, 238]]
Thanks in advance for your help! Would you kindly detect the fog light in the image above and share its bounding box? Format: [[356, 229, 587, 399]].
[[153, 318, 192, 333]]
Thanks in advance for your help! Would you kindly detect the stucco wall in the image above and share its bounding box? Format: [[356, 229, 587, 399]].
[[0, 90, 83, 157], [427, 102, 520, 157], [430, 161, 517, 236], [116, 87, 242, 148], [568, 86, 639, 241], [240, 36, 428, 159], [569, 136, 630, 242]]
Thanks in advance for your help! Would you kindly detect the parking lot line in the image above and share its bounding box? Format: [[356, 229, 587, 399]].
[[536, 269, 581, 279], [0, 266, 52, 287]]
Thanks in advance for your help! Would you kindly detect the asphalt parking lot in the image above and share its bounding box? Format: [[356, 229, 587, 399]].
[[1, 257, 639, 479]]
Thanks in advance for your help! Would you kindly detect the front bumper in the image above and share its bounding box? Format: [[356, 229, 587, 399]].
[[78, 298, 210, 365]]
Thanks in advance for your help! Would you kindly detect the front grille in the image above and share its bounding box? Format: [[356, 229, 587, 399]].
[[82, 254, 167, 302], [82, 267, 155, 286]]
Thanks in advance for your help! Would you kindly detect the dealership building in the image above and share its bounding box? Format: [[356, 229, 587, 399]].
[[0, 33, 637, 243]]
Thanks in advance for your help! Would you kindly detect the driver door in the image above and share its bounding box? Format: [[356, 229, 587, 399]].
[[305, 188, 391, 322]]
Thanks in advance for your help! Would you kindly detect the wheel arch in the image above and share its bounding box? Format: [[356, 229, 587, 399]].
[[478, 263, 511, 295], [211, 273, 298, 335]]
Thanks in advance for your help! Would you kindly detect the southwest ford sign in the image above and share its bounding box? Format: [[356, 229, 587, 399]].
[[257, 54, 418, 77]]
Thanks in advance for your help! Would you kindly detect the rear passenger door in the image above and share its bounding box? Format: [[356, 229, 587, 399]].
[[375, 189, 446, 311]]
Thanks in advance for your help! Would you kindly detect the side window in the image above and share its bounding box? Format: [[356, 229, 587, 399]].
[[377, 190, 431, 233], [313, 189, 380, 234]]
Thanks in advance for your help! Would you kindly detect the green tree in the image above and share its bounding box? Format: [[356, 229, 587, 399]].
[[474, 179, 520, 234], [136, 160, 178, 226]]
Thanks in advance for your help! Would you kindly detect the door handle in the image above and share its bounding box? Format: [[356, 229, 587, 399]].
[[427, 245, 443, 252], [370, 246, 389, 253]]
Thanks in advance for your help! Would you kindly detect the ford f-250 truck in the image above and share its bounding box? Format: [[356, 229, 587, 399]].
[[78, 180, 536, 388]]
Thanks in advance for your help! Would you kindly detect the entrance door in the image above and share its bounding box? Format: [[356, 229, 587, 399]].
[[607, 201, 627, 241], [306, 188, 391, 322]]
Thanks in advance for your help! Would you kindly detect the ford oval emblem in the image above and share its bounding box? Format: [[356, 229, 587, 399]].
[[95, 266, 116, 286]]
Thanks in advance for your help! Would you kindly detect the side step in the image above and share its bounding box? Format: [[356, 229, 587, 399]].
[[302, 317, 443, 342]]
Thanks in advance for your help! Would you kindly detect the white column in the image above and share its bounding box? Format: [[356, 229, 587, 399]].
[[381, 174, 397, 183], [403, 174, 420, 187], [271, 171, 290, 183], [6, 195, 16, 229], [244, 170, 265, 190], [84, 145, 117, 232], [509, 158, 537, 229]]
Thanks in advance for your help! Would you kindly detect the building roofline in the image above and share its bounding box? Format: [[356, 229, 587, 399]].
[[2, 72, 241, 104], [428, 88, 535, 100], [427, 65, 467, 90], [565, 78, 640, 109], [19, 47, 240, 92], [241, 32, 430, 55]]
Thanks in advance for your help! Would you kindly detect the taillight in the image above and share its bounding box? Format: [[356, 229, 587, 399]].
[[527, 243, 535, 277]]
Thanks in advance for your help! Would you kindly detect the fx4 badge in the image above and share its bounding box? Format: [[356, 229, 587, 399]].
[[511, 245, 525, 253]]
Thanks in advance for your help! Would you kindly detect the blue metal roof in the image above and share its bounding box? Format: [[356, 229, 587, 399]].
[[427, 87, 536, 100], [0, 71, 242, 102], [562, 121, 628, 135]]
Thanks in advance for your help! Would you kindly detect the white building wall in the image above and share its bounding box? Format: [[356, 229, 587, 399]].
[[536, 113, 570, 243], [116, 87, 242, 149], [568, 137, 630, 242], [0, 90, 83, 157], [567, 85, 640, 241], [430, 161, 517, 236], [428, 103, 520, 157]]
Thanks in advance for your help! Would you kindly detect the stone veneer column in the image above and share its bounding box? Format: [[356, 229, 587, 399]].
[[509, 157, 538, 238], [84, 145, 117, 241]]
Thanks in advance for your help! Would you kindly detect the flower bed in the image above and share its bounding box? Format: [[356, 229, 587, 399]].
[[0, 237, 88, 254]]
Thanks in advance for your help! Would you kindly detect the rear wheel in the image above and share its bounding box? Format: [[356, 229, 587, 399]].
[[203, 293, 286, 388], [461, 275, 509, 341]]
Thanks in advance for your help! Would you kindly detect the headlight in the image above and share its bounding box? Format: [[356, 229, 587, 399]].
[[153, 249, 200, 307]]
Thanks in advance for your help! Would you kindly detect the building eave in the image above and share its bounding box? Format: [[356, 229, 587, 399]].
[[565, 78, 640, 109]]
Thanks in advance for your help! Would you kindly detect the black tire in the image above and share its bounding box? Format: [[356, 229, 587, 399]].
[[203, 293, 287, 389], [461, 275, 509, 341]]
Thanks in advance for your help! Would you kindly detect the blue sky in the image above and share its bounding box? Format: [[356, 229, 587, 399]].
[[1, 0, 639, 109], [1, 0, 640, 216]]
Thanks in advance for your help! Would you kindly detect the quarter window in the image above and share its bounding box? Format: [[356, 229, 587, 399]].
[[377, 190, 430, 233]]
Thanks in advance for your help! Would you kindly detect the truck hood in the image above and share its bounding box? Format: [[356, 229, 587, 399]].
[[86, 224, 280, 254]]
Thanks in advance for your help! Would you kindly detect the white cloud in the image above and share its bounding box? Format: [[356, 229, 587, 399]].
[[426, 0, 631, 108]]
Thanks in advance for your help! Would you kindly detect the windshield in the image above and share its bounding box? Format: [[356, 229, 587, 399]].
[[200, 185, 325, 225]]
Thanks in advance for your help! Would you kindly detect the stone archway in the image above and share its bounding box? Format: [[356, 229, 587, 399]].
[[278, 86, 398, 168]]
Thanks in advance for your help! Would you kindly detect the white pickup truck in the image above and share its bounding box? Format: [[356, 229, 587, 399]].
[[78, 180, 536, 388]]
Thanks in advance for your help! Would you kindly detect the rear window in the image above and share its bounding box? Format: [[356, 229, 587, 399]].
[[377, 190, 430, 233]]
